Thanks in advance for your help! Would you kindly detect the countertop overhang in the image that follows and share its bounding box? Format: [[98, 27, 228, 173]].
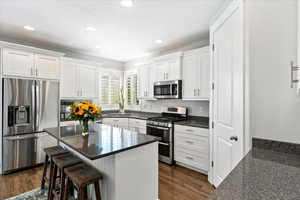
[[44, 123, 159, 160]]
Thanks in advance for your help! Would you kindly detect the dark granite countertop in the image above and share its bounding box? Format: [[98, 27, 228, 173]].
[[44, 123, 158, 160], [99, 111, 161, 120], [174, 116, 209, 129], [209, 147, 300, 200]]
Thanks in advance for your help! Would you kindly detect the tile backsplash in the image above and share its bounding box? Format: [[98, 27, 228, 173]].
[[138, 99, 209, 117]]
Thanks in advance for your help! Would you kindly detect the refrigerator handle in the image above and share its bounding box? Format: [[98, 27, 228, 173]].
[[35, 81, 40, 131], [32, 81, 36, 131]]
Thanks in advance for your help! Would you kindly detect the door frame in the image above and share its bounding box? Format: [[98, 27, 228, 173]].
[[208, 0, 251, 186]]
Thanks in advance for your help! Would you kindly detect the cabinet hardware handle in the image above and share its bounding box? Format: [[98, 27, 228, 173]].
[[185, 156, 194, 160], [185, 141, 194, 144], [290, 61, 299, 88], [186, 129, 194, 132], [194, 89, 196, 96], [36, 69, 38, 76], [230, 136, 238, 141], [197, 89, 200, 96]]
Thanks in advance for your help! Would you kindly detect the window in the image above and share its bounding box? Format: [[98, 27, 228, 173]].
[[127, 74, 138, 105], [99, 73, 121, 109]]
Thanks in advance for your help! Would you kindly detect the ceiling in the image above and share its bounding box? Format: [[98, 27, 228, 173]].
[[0, 0, 224, 62]]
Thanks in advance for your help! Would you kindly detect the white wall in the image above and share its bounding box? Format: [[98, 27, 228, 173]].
[[248, 0, 300, 144]]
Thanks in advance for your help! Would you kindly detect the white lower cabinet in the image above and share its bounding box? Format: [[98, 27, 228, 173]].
[[101, 118, 147, 134], [174, 125, 209, 173], [102, 118, 129, 129], [128, 119, 147, 134], [36, 132, 58, 164]]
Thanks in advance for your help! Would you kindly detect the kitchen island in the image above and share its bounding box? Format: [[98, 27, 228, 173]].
[[44, 123, 159, 200]]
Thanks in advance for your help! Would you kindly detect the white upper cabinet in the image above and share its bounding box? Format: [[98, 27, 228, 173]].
[[138, 63, 155, 99], [154, 53, 182, 82], [78, 64, 97, 98], [35, 54, 60, 79], [182, 47, 210, 100], [2, 48, 61, 79], [2, 48, 34, 77], [60, 60, 78, 98], [60, 59, 98, 99]]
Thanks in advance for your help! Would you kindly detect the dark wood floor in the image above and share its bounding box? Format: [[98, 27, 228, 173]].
[[0, 163, 213, 200]]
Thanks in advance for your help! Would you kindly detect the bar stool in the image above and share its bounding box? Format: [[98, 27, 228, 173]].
[[64, 163, 103, 200], [41, 146, 69, 190], [49, 153, 82, 200]]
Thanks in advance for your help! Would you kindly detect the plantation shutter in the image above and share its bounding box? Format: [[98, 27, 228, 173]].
[[99, 73, 121, 108], [110, 75, 121, 105], [127, 74, 138, 105], [100, 75, 110, 105]]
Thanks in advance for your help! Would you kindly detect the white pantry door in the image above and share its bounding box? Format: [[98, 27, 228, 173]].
[[211, 0, 244, 187]]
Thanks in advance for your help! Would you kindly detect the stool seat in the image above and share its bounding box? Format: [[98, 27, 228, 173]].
[[41, 146, 69, 190], [44, 146, 69, 157], [64, 163, 103, 200], [52, 153, 82, 170]]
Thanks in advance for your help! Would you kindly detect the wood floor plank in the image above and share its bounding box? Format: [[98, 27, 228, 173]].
[[0, 163, 214, 200]]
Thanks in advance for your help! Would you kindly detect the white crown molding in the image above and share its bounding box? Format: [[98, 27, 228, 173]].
[[0, 40, 65, 57]]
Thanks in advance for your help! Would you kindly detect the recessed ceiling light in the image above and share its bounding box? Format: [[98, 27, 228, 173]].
[[85, 26, 97, 31], [155, 39, 163, 44], [24, 26, 35, 31], [120, 0, 134, 7], [96, 45, 101, 49]]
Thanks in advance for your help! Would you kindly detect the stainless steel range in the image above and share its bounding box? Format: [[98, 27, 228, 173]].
[[146, 107, 187, 164]]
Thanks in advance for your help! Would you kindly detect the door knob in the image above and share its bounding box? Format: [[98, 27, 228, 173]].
[[230, 136, 238, 141]]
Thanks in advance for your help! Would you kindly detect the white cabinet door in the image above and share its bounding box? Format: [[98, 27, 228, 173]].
[[60, 60, 78, 98], [198, 49, 210, 99], [35, 54, 60, 79], [36, 132, 58, 164], [183, 52, 198, 99], [155, 61, 168, 82], [167, 58, 182, 80], [138, 65, 149, 99], [78, 65, 97, 98], [3, 48, 34, 77], [182, 47, 210, 100], [148, 64, 156, 99], [155, 58, 182, 81]]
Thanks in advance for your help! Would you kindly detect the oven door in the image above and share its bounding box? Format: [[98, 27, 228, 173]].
[[147, 125, 172, 160]]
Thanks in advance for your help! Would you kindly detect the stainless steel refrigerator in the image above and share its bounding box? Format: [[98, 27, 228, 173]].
[[2, 78, 59, 174]]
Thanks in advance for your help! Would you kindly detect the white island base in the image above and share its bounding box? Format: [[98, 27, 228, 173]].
[[61, 141, 159, 200]]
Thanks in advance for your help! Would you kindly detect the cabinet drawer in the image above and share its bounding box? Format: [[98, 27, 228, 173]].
[[175, 148, 208, 171], [175, 125, 208, 137], [129, 119, 146, 128], [175, 134, 208, 154], [102, 118, 128, 125]]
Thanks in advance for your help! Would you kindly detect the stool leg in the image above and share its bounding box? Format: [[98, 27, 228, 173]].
[[41, 154, 49, 189], [60, 170, 66, 200], [94, 181, 101, 200], [78, 187, 85, 200], [63, 177, 70, 200], [49, 164, 58, 200], [47, 160, 54, 200]]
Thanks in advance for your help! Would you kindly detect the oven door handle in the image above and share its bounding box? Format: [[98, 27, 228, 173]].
[[159, 142, 170, 146], [147, 125, 170, 130]]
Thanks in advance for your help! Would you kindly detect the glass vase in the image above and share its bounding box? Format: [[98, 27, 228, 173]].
[[80, 120, 89, 136]]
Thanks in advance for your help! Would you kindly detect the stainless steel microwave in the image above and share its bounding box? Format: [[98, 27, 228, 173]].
[[153, 80, 182, 99]]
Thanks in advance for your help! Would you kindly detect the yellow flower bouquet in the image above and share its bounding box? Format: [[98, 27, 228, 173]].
[[69, 101, 101, 135]]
